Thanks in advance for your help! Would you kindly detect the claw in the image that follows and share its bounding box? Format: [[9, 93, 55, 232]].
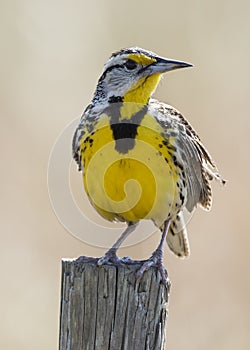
[[136, 250, 170, 287], [97, 248, 118, 265], [75, 256, 98, 264], [98, 249, 136, 267], [120, 256, 134, 264]]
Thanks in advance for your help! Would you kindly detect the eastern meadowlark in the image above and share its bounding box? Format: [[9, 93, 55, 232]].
[[73, 47, 225, 284]]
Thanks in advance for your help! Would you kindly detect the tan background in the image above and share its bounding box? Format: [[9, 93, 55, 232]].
[[1, 0, 250, 349]]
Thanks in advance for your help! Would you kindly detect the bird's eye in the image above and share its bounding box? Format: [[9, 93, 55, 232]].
[[124, 59, 137, 70]]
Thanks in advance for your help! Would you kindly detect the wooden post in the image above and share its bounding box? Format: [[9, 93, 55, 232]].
[[59, 258, 170, 350]]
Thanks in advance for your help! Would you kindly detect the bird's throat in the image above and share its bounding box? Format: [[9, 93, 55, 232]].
[[123, 73, 161, 104]]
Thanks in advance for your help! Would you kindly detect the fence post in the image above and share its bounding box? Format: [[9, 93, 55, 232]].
[[59, 258, 170, 350]]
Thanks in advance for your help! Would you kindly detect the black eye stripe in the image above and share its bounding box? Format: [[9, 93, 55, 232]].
[[99, 59, 138, 82], [99, 64, 124, 81]]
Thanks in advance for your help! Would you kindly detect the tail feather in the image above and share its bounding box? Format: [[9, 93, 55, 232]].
[[166, 212, 190, 258]]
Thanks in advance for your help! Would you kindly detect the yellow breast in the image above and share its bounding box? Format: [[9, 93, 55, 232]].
[[80, 111, 181, 226]]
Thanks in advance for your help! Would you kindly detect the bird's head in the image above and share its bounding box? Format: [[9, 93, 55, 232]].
[[93, 47, 192, 105]]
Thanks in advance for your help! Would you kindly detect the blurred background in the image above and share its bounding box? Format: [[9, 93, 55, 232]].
[[1, 0, 250, 349]]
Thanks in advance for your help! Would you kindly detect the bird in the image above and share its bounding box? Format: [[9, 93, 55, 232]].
[[72, 47, 225, 285]]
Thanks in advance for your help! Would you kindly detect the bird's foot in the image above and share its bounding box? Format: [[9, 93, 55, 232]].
[[136, 249, 170, 287], [119, 256, 134, 264], [75, 254, 133, 266], [75, 256, 98, 264], [97, 248, 122, 266], [97, 249, 135, 266]]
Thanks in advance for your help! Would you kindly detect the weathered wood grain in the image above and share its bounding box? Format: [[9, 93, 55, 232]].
[[59, 258, 170, 350]]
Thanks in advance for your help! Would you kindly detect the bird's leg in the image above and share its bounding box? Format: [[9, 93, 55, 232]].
[[136, 219, 171, 286], [97, 222, 138, 265]]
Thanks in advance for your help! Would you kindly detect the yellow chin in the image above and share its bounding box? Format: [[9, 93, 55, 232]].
[[123, 73, 161, 104]]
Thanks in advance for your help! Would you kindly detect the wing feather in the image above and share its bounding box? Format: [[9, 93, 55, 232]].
[[149, 99, 225, 213]]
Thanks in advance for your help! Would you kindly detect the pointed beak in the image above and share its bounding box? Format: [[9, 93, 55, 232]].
[[147, 56, 193, 75]]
